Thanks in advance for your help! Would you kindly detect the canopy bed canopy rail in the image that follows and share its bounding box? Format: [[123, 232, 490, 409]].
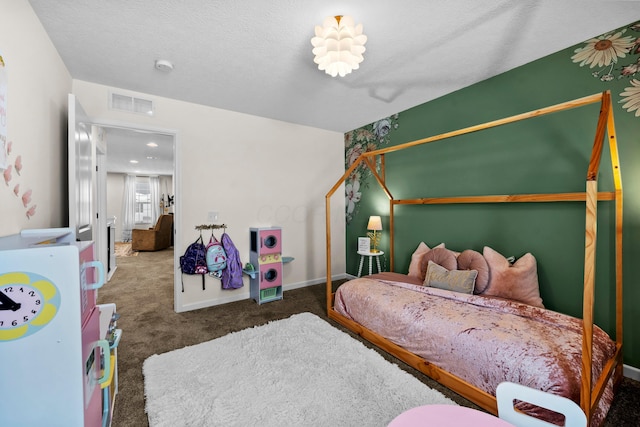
[[324, 91, 623, 424]]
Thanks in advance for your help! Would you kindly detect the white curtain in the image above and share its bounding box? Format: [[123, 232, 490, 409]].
[[150, 176, 161, 222], [121, 174, 136, 242]]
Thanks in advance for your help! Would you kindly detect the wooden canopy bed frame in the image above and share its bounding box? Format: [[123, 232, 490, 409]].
[[324, 91, 623, 424]]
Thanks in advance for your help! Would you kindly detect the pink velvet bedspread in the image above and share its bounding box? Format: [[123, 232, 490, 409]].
[[334, 273, 616, 426]]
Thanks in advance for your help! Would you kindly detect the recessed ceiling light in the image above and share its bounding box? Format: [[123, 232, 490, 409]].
[[147, 142, 158, 147], [146, 156, 158, 160], [130, 160, 139, 164]]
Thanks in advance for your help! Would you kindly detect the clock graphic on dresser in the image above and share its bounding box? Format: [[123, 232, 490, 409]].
[[0, 272, 61, 342]]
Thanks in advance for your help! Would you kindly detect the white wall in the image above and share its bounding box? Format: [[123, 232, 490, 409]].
[[0, 0, 72, 237], [106, 173, 125, 241], [73, 81, 346, 311], [0, 1, 346, 311]]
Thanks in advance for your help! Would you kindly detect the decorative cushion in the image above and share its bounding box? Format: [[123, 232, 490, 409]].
[[422, 248, 458, 273], [481, 246, 544, 308], [420, 247, 458, 280], [424, 261, 477, 294], [407, 242, 445, 281], [457, 249, 490, 294]]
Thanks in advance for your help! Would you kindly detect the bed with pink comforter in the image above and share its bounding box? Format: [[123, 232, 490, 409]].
[[334, 273, 616, 426]]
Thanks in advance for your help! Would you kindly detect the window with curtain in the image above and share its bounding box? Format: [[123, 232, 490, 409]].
[[122, 175, 161, 241], [135, 177, 152, 224], [121, 174, 136, 242], [133, 176, 160, 225]]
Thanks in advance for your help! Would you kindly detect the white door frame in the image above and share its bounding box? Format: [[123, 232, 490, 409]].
[[91, 119, 183, 312], [95, 138, 109, 279]]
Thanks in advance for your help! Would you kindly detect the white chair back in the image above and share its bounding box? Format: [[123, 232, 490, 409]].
[[496, 382, 587, 427]]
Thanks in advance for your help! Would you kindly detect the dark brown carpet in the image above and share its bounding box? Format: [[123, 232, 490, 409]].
[[98, 248, 640, 427]]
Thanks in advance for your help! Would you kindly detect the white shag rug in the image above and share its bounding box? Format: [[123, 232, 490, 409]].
[[143, 312, 456, 427]]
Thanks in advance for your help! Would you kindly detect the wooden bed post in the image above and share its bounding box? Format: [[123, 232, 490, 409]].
[[390, 199, 395, 271], [325, 193, 332, 314], [324, 153, 392, 312], [581, 178, 597, 418], [606, 93, 624, 386], [581, 91, 616, 421], [325, 155, 369, 313]]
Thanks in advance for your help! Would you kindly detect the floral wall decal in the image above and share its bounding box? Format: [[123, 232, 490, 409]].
[[26, 205, 36, 219], [571, 28, 637, 77], [344, 114, 399, 223], [620, 79, 640, 116], [21, 189, 32, 207], [571, 21, 640, 118], [3, 164, 11, 185], [14, 155, 22, 175], [0, 53, 37, 220], [1, 139, 36, 219]]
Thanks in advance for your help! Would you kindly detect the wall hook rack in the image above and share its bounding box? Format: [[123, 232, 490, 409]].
[[194, 224, 227, 231]]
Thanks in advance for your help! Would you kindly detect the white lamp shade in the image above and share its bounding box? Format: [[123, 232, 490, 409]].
[[367, 215, 382, 231], [311, 15, 367, 77]]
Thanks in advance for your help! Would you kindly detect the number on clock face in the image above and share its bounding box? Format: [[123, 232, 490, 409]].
[[0, 285, 44, 329]]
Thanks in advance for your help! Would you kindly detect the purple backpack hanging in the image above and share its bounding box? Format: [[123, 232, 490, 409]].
[[220, 232, 244, 289], [179, 235, 208, 291]]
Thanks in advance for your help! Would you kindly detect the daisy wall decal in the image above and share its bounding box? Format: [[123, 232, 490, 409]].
[[571, 29, 636, 75], [571, 21, 640, 119], [620, 79, 640, 117]]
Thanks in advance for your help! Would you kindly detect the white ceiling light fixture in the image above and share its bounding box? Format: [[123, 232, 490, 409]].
[[311, 15, 367, 78]]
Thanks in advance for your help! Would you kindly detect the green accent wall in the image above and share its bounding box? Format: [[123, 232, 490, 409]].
[[344, 21, 640, 368]]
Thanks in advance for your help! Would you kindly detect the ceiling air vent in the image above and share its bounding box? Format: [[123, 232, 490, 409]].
[[110, 92, 154, 116]]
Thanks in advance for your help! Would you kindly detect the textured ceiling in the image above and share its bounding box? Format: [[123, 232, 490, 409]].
[[28, 1, 640, 133], [27, 1, 640, 174]]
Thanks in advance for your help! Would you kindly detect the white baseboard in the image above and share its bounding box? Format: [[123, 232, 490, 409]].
[[624, 364, 640, 381], [282, 273, 349, 292], [178, 292, 247, 312], [178, 274, 350, 312]]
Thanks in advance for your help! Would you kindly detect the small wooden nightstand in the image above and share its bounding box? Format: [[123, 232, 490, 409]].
[[357, 250, 384, 277]]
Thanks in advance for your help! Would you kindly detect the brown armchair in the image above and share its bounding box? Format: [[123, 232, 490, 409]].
[[131, 214, 173, 251]]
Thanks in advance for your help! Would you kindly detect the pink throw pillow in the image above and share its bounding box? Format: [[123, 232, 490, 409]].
[[407, 242, 445, 281], [420, 247, 458, 280], [457, 249, 490, 294], [481, 246, 544, 308]]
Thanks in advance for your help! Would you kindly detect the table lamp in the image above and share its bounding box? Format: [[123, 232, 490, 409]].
[[367, 216, 382, 253]]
